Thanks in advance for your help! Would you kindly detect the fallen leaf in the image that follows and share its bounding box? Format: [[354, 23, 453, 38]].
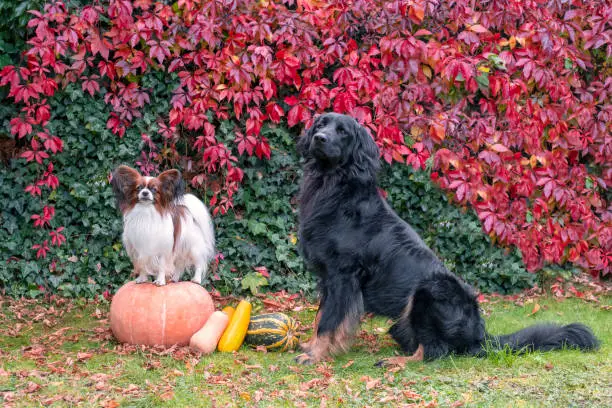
[[95, 381, 108, 391], [342, 360, 354, 369], [244, 364, 263, 370], [528, 303, 541, 316], [544, 362, 554, 371], [77, 352, 93, 361], [365, 378, 381, 390], [402, 389, 422, 400], [379, 394, 398, 403], [125, 384, 140, 393], [160, 390, 174, 401], [102, 400, 120, 408], [375, 327, 386, 333], [24, 381, 42, 393]]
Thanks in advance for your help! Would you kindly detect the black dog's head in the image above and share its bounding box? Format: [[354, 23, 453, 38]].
[[298, 113, 380, 182]]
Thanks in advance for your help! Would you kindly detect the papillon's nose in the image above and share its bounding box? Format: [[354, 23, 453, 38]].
[[139, 189, 152, 200], [314, 133, 328, 143]]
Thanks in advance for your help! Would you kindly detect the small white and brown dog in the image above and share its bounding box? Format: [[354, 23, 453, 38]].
[[111, 165, 215, 286]]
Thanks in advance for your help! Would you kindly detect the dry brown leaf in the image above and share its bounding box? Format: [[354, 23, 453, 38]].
[[160, 390, 175, 401], [365, 378, 381, 390], [528, 303, 541, 316], [24, 381, 42, 393], [102, 400, 120, 408], [244, 364, 263, 370], [76, 352, 94, 362], [95, 381, 108, 391], [342, 360, 354, 369]]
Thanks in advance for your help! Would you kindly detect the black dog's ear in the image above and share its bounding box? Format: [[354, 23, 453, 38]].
[[158, 169, 185, 202], [297, 116, 321, 157], [349, 120, 380, 182]]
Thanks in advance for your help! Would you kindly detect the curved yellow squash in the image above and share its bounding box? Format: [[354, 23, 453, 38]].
[[217, 300, 252, 352], [222, 305, 235, 321]]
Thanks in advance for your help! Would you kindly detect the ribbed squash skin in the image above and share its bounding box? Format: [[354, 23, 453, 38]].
[[245, 313, 299, 351]]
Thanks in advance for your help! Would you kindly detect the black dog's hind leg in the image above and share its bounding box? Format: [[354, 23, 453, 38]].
[[377, 298, 426, 367], [296, 274, 363, 364], [389, 316, 418, 354], [379, 275, 483, 367], [387, 296, 418, 354]]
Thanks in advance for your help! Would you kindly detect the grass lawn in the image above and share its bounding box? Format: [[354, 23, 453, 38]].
[[0, 292, 610, 407]]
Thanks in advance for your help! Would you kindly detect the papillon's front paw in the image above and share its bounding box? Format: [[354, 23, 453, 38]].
[[135, 276, 148, 284], [153, 278, 166, 286], [190, 276, 202, 285]]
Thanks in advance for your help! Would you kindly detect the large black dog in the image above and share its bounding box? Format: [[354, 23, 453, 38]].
[[295, 112, 599, 365]]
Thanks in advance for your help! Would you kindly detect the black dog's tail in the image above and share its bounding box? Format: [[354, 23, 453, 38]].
[[482, 323, 599, 354]]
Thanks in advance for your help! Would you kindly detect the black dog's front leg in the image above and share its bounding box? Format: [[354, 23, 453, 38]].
[[296, 273, 363, 364]]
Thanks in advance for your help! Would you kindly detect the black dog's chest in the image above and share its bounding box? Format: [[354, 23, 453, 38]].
[[299, 201, 374, 268]]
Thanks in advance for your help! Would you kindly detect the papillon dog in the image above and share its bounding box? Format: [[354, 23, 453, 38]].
[[111, 165, 215, 286]]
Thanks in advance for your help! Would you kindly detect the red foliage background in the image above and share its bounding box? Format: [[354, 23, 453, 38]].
[[1, 0, 610, 276]]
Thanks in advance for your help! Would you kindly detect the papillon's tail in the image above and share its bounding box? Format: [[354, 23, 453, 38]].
[[180, 194, 215, 248]]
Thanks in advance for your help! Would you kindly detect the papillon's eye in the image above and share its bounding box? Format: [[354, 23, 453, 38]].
[[137, 185, 143, 191], [150, 187, 157, 193]]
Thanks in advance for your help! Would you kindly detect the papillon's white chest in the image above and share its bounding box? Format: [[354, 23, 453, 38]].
[[122, 204, 174, 257]]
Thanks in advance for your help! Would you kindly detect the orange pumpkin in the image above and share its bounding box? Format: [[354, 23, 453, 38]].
[[110, 281, 214, 346]]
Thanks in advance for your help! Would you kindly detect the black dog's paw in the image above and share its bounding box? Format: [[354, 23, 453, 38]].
[[295, 353, 315, 365], [375, 345, 425, 368]]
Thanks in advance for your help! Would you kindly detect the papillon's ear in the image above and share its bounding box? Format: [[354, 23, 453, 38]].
[[158, 169, 185, 202], [348, 119, 380, 183], [111, 165, 141, 213]]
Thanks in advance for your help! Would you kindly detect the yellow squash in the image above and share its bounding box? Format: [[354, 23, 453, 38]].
[[217, 300, 252, 352], [222, 305, 235, 321]]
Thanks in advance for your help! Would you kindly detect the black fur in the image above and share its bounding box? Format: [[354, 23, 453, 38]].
[[297, 112, 599, 361]]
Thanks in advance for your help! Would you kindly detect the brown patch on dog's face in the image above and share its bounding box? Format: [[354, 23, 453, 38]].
[[111, 165, 143, 213]]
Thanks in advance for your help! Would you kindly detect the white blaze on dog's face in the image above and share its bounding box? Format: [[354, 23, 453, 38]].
[[136, 177, 155, 203]]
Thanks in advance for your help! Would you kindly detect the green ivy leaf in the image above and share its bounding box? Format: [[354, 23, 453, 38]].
[[241, 272, 269, 295]]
